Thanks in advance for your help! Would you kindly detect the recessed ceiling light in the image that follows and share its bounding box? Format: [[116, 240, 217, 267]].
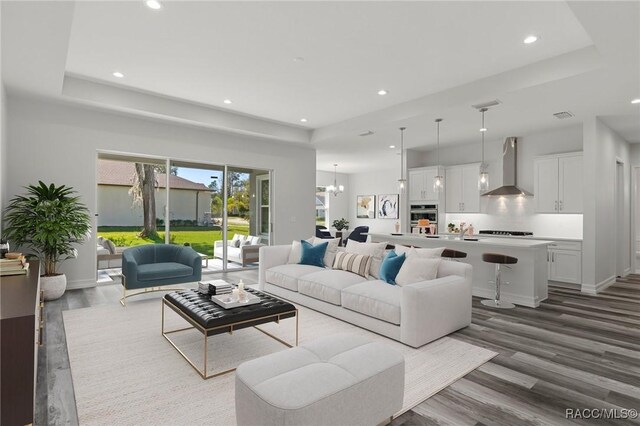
[[479, 127, 487, 132], [523, 35, 538, 44], [300, 118, 308, 123], [293, 57, 305, 63], [389, 145, 396, 149], [377, 89, 388, 96], [112, 71, 124, 78], [632, 98, 640, 104], [223, 99, 232, 104], [145, 0, 162, 10]]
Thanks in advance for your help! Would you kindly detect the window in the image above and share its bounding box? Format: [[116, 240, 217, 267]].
[[316, 186, 327, 226]]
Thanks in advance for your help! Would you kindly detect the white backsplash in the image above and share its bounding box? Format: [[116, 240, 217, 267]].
[[445, 196, 583, 239]]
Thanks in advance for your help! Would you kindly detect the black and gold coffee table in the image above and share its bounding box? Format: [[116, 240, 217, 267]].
[[162, 288, 298, 379]]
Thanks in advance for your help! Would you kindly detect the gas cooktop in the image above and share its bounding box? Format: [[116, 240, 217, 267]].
[[478, 230, 533, 236]]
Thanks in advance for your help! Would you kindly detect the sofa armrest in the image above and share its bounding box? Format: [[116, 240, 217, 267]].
[[400, 275, 472, 348], [121, 249, 139, 287], [214, 240, 224, 249], [177, 247, 203, 279], [258, 245, 292, 290]]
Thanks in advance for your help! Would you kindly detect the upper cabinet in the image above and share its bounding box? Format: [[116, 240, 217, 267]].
[[534, 152, 583, 214], [445, 164, 480, 213], [409, 167, 440, 202]]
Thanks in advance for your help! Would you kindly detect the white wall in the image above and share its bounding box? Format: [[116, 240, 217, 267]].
[[413, 124, 584, 238], [316, 170, 349, 228], [348, 168, 402, 234], [582, 117, 631, 292], [6, 95, 316, 288]]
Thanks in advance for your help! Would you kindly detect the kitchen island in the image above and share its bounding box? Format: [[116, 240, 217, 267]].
[[368, 233, 553, 308]]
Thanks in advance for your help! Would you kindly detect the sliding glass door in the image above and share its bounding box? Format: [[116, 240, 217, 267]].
[[97, 152, 272, 274]]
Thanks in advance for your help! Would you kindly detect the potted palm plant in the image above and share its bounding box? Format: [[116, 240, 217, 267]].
[[3, 182, 91, 300]]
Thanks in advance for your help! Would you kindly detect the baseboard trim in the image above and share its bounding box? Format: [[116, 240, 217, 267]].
[[472, 287, 541, 308], [67, 278, 100, 290], [623, 268, 631, 277], [581, 275, 616, 295]]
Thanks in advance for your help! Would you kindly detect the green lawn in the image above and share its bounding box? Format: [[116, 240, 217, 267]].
[[97, 225, 250, 257]]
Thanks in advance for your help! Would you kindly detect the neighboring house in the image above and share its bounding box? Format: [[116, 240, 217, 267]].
[[97, 159, 212, 226]]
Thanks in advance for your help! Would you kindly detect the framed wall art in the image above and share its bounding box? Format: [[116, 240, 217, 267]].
[[377, 194, 399, 219], [356, 195, 376, 219]]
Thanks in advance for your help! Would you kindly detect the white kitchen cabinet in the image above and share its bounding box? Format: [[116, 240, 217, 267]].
[[558, 155, 583, 213], [534, 153, 583, 213], [409, 167, 439, 202], [547, 241, 582, 284], [446, 164, 480, 213]]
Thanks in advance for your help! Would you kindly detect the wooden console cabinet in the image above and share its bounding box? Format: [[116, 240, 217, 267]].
[[1, 261, 42, 426]]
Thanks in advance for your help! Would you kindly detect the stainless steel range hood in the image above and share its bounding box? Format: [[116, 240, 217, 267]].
[[481, 137, 533, 197]]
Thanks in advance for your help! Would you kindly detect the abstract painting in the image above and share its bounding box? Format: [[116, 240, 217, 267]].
[[378, 194, 399, 219], [356, 195, 376, 219]]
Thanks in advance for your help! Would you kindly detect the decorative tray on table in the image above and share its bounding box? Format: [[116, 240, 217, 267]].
[[211, 292, 262, 309]]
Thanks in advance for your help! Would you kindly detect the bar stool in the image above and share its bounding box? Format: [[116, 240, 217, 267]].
[[441, 249, 467, 261], [481, 253, 517, 309]]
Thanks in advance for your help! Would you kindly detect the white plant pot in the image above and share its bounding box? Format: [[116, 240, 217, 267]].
[[41, 274, 67, 301]]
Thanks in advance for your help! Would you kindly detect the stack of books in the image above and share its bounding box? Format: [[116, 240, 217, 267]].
[[0, 255, 30, 276], [198, 279, 233, 295]]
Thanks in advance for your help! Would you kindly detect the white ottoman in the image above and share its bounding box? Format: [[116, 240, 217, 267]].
[[235, 333, 405, 426]]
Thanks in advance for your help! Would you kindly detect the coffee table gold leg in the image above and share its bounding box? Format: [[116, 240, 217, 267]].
[[296, 310, 299, 346], [203, 332, 208, 379]]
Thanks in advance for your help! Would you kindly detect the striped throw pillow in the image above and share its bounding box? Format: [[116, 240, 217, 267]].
[[332, 251, 373, 278]]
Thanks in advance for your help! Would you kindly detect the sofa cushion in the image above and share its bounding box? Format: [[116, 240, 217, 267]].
[[332, 251, 372, 279], [136, 262, 194, 282], [265, 264, 325, 292], [341, 281, 402, 325], [344, 240, 388, 279], [298, 269, 368, 305], [395, 245, 445, 258], [395, 257, 441, 286], [299, 240, 328, 268], [379, 251, 406, 285]]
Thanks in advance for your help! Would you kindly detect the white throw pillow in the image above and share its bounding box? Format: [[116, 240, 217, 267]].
[[229, 234, 246, 247], [394, 245, 445, 258], [395, 257, 442, 286], [311, 237, 340, 268], [345, 240, 388, 278]]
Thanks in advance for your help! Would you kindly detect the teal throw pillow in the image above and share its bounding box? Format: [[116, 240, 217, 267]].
[[299, 240, 328, 268], [379, 250, 406, 285]]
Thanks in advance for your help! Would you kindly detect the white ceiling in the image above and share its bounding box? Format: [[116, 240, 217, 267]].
[[2, 1, 639, 174], [66, 1, 592, 128]]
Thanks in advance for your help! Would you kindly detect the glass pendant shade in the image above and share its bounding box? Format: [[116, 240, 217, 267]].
[[433, 175, 444, 193], [433, 118, 444, 192], [478, 108, 489, 192], [478, 170, 489, 191]]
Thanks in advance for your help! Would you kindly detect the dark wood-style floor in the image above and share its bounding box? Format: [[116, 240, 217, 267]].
[[37, 273, 640, 425]]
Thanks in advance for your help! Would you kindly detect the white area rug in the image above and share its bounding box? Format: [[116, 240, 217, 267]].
[[63, 296, 496, 425]]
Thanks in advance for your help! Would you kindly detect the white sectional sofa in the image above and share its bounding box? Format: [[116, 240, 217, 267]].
[[259, 244, 473, 348]]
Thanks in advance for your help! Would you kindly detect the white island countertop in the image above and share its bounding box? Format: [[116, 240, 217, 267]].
[[368, 232, 550, 308], [369, 233, 554, 249]]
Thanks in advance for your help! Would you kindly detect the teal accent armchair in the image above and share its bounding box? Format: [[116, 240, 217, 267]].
[[120, 245, 202, 305]]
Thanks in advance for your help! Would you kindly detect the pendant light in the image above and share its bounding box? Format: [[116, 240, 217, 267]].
[[398, 127, 407, 192], [327, 164, 344, 196], [433, 119, 444, 192], [478, 108, 489, 192]]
